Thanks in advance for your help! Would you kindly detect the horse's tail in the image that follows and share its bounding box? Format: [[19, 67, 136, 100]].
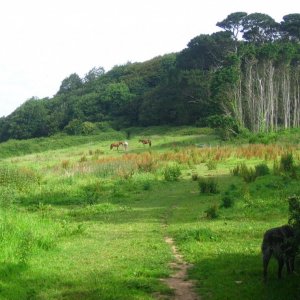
[[149, 140, 152, 147], [110, 144, 113, 150]]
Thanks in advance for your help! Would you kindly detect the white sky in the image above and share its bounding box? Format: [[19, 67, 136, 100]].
[[0, 0, 299, 117]]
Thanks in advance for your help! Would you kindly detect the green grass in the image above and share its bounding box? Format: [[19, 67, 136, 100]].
[[0, 127, 299, 299]]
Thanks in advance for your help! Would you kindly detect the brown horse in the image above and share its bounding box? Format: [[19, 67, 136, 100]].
[[139, 139, 152, 147], [110, 141, 123, 150]]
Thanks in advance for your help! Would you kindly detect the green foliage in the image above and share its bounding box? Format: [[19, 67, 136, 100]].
[[202, 114, 239, 140], [288, 195, 300, 225], [175, 227, 218, 242], [198, 178, 219, 194], [254, 163, 270, 176], [0, 131, 125, 159], [288, 195, 300, 240], [220, 195, 235, 208], [0, 125, 300, 299], [280, 153, 294, 172], [0, 15, 300, 142], [142, 181, 151, 191], [281, 14, 300, 42], [231, 163, 257, 182], [206, 160, 217, 170], [204, 204, 219, 219], [231, 162, 270, 182], [191, 173, 199, 181], [163, 164, 181, 181], [247, 131, 278, 144], [57, 73, 82, 94], [242, 13, 278, 43], [0, 166, 40, 189]]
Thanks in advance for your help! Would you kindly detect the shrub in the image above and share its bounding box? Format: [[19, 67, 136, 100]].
[[205, 204, 219, 219], [288, 195, 300, 241], [198, 178, 218, 194], [94, 149, 104, 155], [61, 160, 70, 169], [206, 160, 217, 170], [81, 122, 97, 135], [142, 181, 151, 190], [191, 173, 199, 181], [220, 195, 235, 208], [163, 164, 181, 181], [0, 166, 41, 189], [231, 163, 257, 182], [231, 163, 248, 176], [280, 153, 294, 172], [175, 228, 218, 242], [79, 155, 88, 162], [255, 163, 270, 177], [273, 159, 281, 175]]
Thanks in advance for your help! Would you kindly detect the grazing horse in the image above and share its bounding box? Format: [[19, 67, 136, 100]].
[[139, 139, 152, 147], [110, 141, 123, 150]]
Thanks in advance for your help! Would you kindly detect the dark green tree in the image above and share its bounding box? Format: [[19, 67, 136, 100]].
[[242, 13, 279, 43], [281, 14, 300, 42], [57, 73, 83, 94], [177, 32, 234, 70], [83, 66, 105, 83], [7, 97, 49, 139], [216, 12, 247, 51]]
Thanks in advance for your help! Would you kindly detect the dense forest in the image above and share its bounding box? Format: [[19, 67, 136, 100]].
[[0, 12, 300, 141]]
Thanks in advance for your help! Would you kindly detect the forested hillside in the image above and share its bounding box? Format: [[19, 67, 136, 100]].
[[0, 12, 300, 141]]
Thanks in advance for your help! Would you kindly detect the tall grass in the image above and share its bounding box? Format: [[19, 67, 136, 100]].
[[0, 131, 125, 159], [0, 209, 71, 264], [0, 127, 299, 299]]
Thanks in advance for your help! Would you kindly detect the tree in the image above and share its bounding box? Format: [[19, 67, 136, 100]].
[[57, 73, 83, 94], [7, 97, 49, 139], [281, 14, 300, 42], [242, 13, 279, 43], [102, 82, 132, 116], [177, 32, 234, 70], [216, 12, 247, 51], [83, 66, 105, 83]]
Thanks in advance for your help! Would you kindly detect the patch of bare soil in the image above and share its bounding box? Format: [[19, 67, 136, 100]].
[[158, 236, 200, 300]]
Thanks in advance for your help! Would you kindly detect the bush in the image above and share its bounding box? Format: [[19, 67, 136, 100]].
[[205, 204, 219, 219], [280, 153, 294, 172], [142, 181, 151, 190], [255, 163, 270, 177], [231, 163, 257, 182], [288, 195, 300, 247], [163, 164, 181, 181], [288, 195, 300, 230], [191, 173, 199, 181], [220, 195, 235, 208], [198, 178, 218, 194], [206, 160, 217, 170]]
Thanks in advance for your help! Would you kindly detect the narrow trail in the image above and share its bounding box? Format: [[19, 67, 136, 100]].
[[157, 205, 201, 300]]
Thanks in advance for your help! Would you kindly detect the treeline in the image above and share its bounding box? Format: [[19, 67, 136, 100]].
[[0, 12, 300, 141]]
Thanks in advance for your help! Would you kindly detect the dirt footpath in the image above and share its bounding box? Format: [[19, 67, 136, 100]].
[[159, 236, 200, 300]]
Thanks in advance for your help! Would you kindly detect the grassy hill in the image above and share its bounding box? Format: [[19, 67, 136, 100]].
[[0, 127, 299, 299]]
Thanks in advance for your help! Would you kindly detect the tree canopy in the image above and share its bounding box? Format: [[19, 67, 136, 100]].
[[1, 11, 300, 141]]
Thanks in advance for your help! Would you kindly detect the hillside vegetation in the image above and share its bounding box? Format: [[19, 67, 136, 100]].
[[1, 12, 300, 142], [0, 127, 299, 299]]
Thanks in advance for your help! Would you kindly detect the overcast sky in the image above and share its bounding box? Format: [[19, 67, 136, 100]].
[[0, 0, 299, 117]]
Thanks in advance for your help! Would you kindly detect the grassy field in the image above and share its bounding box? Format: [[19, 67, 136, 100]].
[[0, 126, 299, 299]]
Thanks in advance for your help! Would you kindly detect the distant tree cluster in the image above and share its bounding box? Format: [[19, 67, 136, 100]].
[[0, 12, 300, 141]]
